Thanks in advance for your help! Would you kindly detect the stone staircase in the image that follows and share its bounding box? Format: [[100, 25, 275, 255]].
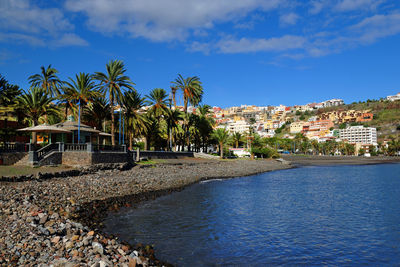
[[13, 153, 30, 166]]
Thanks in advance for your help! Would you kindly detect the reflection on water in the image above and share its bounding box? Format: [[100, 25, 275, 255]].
[[104, 164, 400, 266]]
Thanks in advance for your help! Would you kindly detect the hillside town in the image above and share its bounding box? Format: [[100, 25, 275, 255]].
[[175, 93, 399, 157]]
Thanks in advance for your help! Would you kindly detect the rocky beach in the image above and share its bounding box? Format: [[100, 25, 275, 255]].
[[0, 159, 292, 266]]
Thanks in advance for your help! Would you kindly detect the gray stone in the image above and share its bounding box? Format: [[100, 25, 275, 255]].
[[92, 242, 104, 255]]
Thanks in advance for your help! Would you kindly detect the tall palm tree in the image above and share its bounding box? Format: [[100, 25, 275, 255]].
[[16, 87, 58, 144], [145, 88, 169, 121], [123, 90, 149, 149], [172, 74, 203, 113], [94, 60, 135, 146], [212, 128, 230, 158], [165, 108, 183, 150], [62, 73, 101, 143], [28, 65, 62, 97], [171, 74, 204, 151]]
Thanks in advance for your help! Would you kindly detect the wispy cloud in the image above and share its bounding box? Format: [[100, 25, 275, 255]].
[[335, 0, 385, 11], [280, 13, 300, 26], [216, 35, 307, 53], [0, 0, 87, 47], [51, 33, 89, 47]]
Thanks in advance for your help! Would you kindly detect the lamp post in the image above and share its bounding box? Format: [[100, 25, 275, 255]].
[[168, 93, 173, 151]]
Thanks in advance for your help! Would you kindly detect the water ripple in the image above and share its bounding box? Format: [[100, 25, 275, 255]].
[[104, 164, 400, 266]]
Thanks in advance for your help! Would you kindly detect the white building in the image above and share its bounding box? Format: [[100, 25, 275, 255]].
[[229, 148, 250, 157], [387, 93, 400, 101], [322, 99, 344, 107], [339, 126, 377, 145], [227, 120, 250, 133]]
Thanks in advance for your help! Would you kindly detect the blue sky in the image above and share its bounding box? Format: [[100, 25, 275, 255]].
[[1, 0, 400, 108]]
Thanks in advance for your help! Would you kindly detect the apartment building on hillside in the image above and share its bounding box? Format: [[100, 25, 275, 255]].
[[339, 126, 377, 145]]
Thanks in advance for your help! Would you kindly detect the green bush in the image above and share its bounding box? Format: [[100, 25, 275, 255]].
[[251, 147, 279, 158]]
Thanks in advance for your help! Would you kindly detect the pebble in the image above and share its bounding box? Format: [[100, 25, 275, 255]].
[[0, 160, 289, 265]]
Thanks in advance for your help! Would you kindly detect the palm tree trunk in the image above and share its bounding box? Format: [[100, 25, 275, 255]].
[[32, 120, 37, 145], [144, 136, 148, 150], [220, 142, 223, 158], [172, 91, 177, 108], [129, 133, 133, 150]]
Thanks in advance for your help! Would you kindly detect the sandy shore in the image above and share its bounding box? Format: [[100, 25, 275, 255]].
[[0, 159, 292, 266], [282, 154, 400, 166]]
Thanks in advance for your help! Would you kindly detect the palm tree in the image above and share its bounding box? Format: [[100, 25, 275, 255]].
[[83, 97, 111, 131], [146, 88, 168, 121], [172, 74, 203, 113], [62, 73, 101, 143], [0, 75, 21, 106], [311, 139, 319, 155], [231, 132, 242, 148], [171, 74, 204, 151], [165, 108, 183, 151], [212, 128, 230, 158], [28, 65, 62, 97], [16, 87, 58, 144], [94, 60, 135, 146], [123, 90, 149, 149]]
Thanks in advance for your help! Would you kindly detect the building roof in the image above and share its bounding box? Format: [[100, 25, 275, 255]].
[[53, 120, 101, 134]]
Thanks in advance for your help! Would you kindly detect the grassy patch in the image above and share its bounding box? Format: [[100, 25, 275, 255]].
[[136, 159, 167, 165]]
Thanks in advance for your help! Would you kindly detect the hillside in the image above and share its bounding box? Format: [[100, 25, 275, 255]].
[[317, 100, 400, 141]]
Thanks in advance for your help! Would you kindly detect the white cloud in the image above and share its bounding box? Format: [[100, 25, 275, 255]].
[[0, 0, 87, 47], [309, 1, 326, 14], [335, 0, 384, 11], [64, 0, 284, 41], [187, 42, 212, 55], [216, 35, 307, 53], [280, 13, 300, 26], [350, 12, 400, 42], [0, 32, 45, 46], [51, 33, 89, 47]]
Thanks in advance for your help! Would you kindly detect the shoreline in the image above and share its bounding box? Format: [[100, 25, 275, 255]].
[[0, 159, 292, 266], [1, 157, 399, 266], [281, 154, 400, 166]]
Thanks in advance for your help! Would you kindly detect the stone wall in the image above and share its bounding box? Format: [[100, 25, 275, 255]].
[[0, 152, 28, 165], [92, 152, 132, 164], [61, 151, 131, 166], [62, 152, 92, 166]]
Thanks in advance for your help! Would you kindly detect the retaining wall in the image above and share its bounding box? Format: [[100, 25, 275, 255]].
[[0, 152, 28, 165]]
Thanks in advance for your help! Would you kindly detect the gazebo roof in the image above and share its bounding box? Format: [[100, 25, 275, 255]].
[[17, 123, 72, 133], [53, 121, 101, 134]]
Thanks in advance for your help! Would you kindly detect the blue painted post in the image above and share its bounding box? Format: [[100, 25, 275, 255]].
[[78, 99, 81, 144], [119, 109, 121, 145], [122, 113, 125, 145]]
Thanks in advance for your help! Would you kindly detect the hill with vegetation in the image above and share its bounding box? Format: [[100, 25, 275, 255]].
[[317, 99, 400, 141]]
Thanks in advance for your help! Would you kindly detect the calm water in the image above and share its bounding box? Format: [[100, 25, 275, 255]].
[[104, 164, 400, 266]]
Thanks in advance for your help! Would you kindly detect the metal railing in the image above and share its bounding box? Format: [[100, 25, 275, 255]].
[[37, 143, 60, 161]]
